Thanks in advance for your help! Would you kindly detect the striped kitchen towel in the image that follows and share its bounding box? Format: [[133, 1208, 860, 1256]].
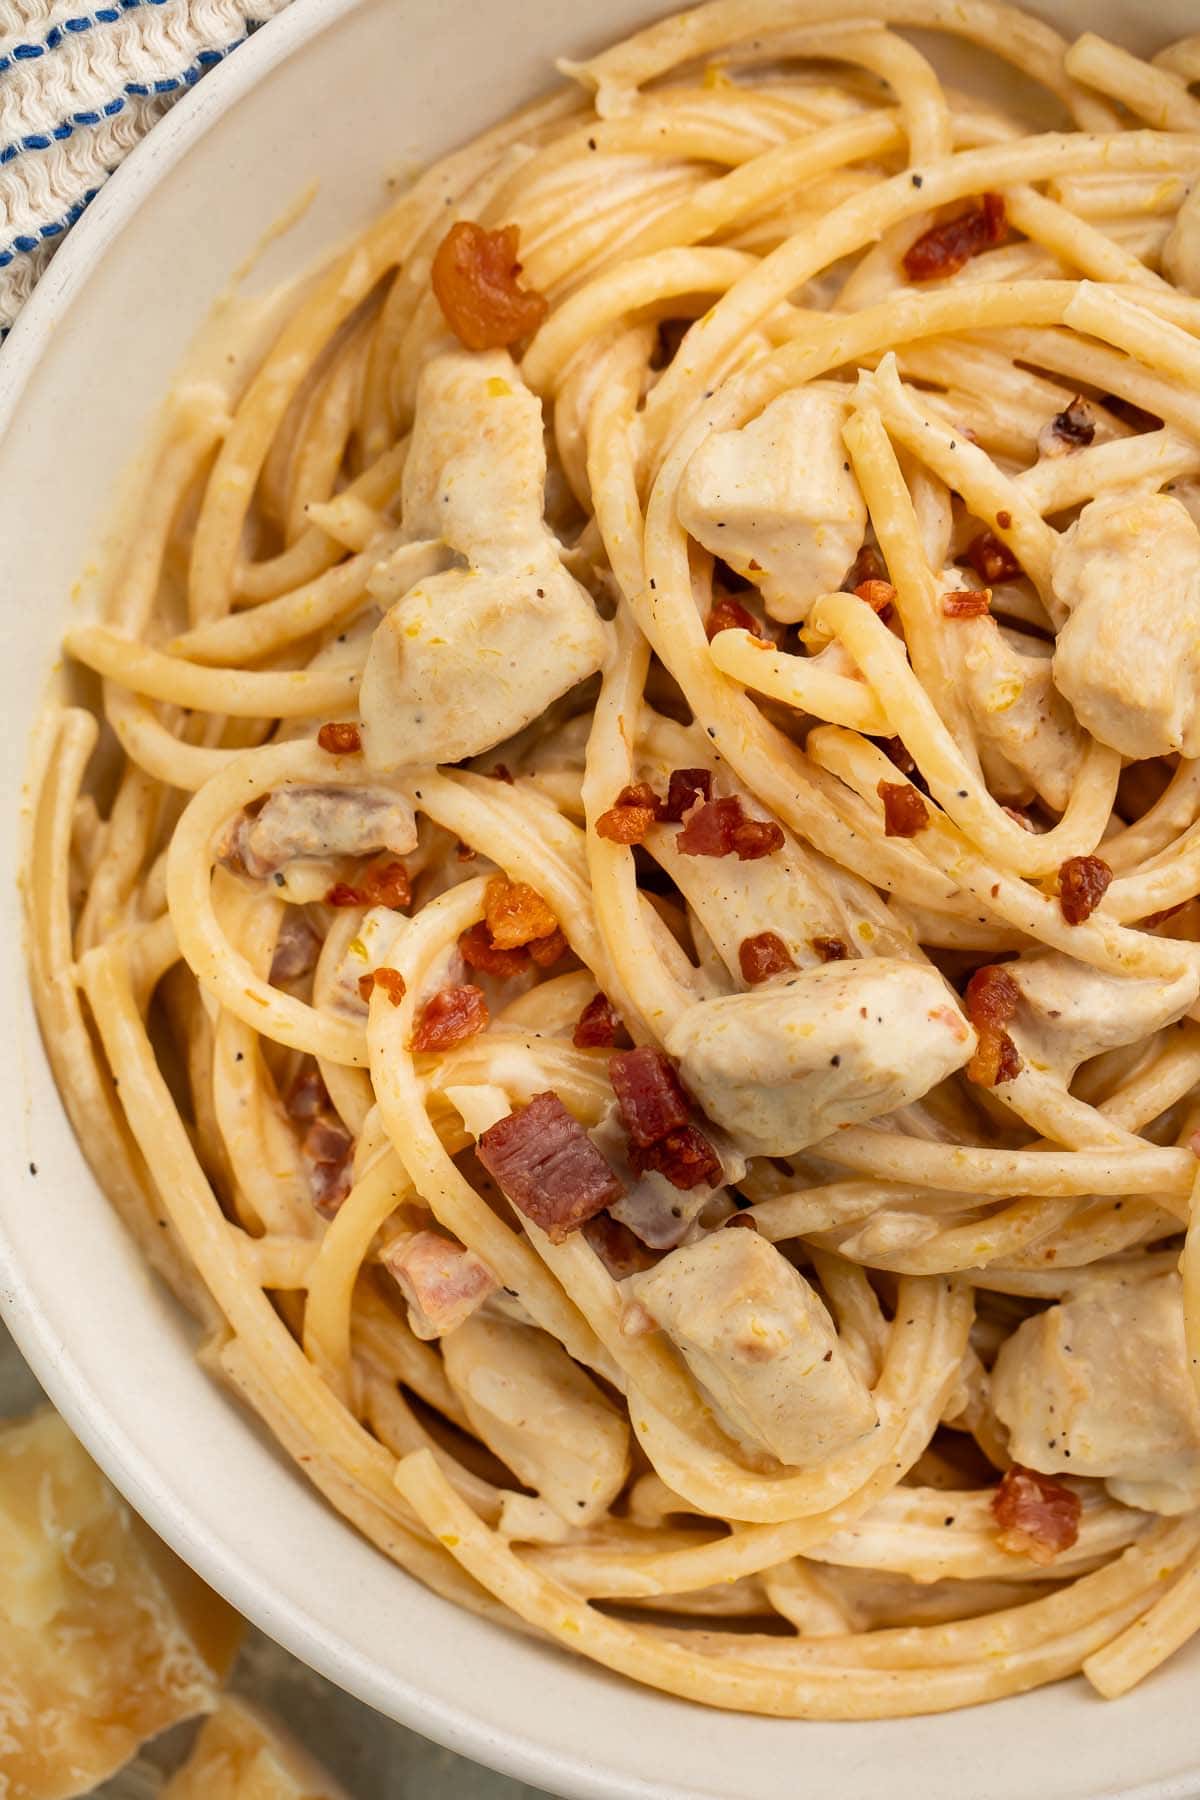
[[0, 0, 292, 332]]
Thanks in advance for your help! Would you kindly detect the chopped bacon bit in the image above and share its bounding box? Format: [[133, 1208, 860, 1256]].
[[663, 767, 713, 822], [1040, 396, 1095, 455], [489, 764, 515, 783], [855, 578, 896, 616], [878, 780, 929, 837], [484, 876, 558, 949], [811, 935, 850, 963], [965, 963, 1022, 1087], [325, 860, 411, 911], [301, 1115, 354, 1219], [431, 220, 548, 351], [1101, 392, 1163, 433], [705, 595, 761, 639], [596, 781, 664, 846], [459, 921, 530, 979], [965, 530, 1023, 584], [412, 984, 489, 1052], [573, 992, 627, 1049], [943, 588, 991, 619], [995, 510, 1012, 530], [883, 736, 917, 776], [360, 966, 406, 1006], [581, 1211, 657, 1278], [902, 192, 1007, 283], [286, 1066, 329, 1122], [1058, 854, 1112, 926], [477, 1091, 624, 1242], [610, 1046, 691, 1147], [677, 795, 784, 861], [325, 882, 364, 908], [992, 1464, 1082, 1565], [382, 1230, 498, 1339], [317, 721, 362, 755], [845, 544, 886, 589], [270, 910, 321, 984], [527, 927, 569, 968], [738, 930, 796, 984], [630, 1124, 724, 1191]]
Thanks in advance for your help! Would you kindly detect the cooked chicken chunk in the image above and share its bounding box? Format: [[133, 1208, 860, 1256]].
[[440, 1312, 630, 1524], [678, 387, 867, 622], [361, 351, 607, 768], [1051, 492, 1200, 759], [237, 786, 417, 879], [992, 1273, 1200, 1515], [954, 615, 1085, 812], [664, 958, 974, 1156], [630, 1230, 877, 1466], [1005, 953, 1199, 1077]]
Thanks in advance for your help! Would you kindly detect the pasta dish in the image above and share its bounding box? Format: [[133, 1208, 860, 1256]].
[[27, 0, 1200, 1719]]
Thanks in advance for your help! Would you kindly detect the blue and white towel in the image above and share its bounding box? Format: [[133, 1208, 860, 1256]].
[[0, 0, 291, 331]]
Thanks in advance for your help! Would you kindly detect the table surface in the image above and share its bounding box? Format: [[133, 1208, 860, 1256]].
[[0, 1316, 556, 1800]]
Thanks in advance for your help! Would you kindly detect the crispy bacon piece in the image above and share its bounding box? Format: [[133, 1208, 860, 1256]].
[[325, 882, 364, 908], [484, 877, 558, 949], [412, 984, 489, 1052], [301, 1116, 354, 1219], [431, 220, 548, 351], [965, 530, 1023, 585], [1101, 392, 1163, 433], [811, 935, 849, 962], [663, 767, 713, 822], [845, 543, 886, 589], [573, 992, 626, 1049], [581, 1211, 657, 1279], [286, 1066, 329, 1123], [855, 578, 896, 616], [610, 1047, 691, 1147], [1039, 396, 1095, 455], [902, 193, 1007, 282], [527, 927, 569, 968], [630, 1124, 724, 1191], [992, 1464, 1082, 1566], [676, 795, 784, 861], [943, 588, 991, 619], [738, 931, 795, 984], [596, 782, 663, 845], [1058, 854, 1112, 926], [477, 1091, 625, 1242], [705, 595, 762, 640], [359, 966, 406, 1006], [965, 963, 1022, 1087], [878, 780, 930, 837], [459, 921, 531, 979], [325, 859, 412, 911], [316, 721, 362, 755], [381, 1230, 498, 1339], [270, 910, 321, 985]]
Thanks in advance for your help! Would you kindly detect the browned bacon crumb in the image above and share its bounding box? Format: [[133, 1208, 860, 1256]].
[[316, 721, 362, 755], [477, 1091, 624, 1241], [325, 859, 412, 911], [811, 935, 850, 962], [484, 876, 558, 949], [992, 1464, 1082, 1565], [942, 588, 991, 619], [459, 921, 531, 979], [964, 964, 1022, 1087], [412, 984, 489, 1052], [1040, 396, 1095, 454], [878, 780, 929, 838], [596, 782, 663, 845], [845, 544, 886, 589], [902, 193, 1007, 282], [705, 595, 762, 640], [358, 966, 407, 1006], [965, 530, 1023, 585], [1058, 854, 1112, 926], [573, 992, 626, 1049], [528, 928, 569, 968], [663, 768, 713, 822], [676, 795, 784, 861], [855, 578, 896, 616], [610, 1047, 691, 1148], [431, 221, 548, 351], [738, 931, 796, 984], [629, 1124, 724, 1192]]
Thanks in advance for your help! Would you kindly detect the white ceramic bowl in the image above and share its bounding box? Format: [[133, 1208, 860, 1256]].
[[2, 4, 1199, 1796]]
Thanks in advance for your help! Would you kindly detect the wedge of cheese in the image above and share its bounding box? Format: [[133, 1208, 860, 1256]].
[[0, 1408, 242, 1800], [162, 1698, 349, 1799]]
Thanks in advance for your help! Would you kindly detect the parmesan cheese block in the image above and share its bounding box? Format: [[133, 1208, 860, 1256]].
[[162, 1698, 349, 1799], [0, 1409, 242, 1800]]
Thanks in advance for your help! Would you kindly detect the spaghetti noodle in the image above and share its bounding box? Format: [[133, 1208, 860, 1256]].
[[28, 0, 1200, 1718]]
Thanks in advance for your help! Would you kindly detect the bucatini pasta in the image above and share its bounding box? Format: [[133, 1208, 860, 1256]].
[[28, 0, 1200, 1719]]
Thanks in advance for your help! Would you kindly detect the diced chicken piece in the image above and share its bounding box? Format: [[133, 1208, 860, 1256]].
[[992, 1273, 1200, 1515], [1164, 181, 1200, 296], [0, 1409, 242, 1800], [629, 1231, 877, 1466], [162, 1696, 349, 1799], [1051, 492, 1200, 759], [237, 786, 417, 879], [381, 1229, 499, 1340], [361, 351, 607, 769], [664, 958, 974, 1156], [1004, 952, 1199, 1078], [440, 1313, 630, 1524], [678, 387, 867, 623], [953, 615, 1085, 812]]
